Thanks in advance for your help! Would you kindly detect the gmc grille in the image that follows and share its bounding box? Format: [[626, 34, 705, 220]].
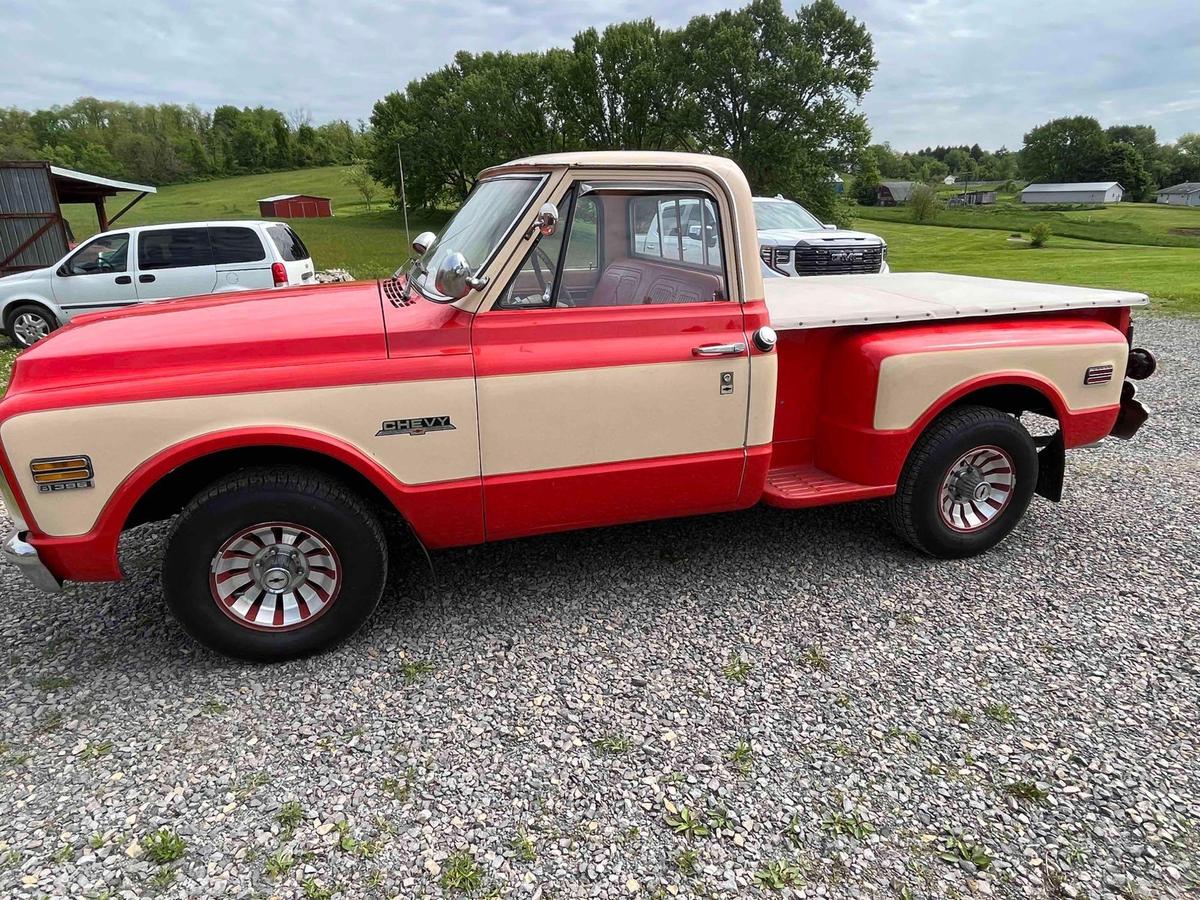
[[790, 243, 883, 276]]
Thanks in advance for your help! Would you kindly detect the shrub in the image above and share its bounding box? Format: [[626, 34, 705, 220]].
[[909, 184, 940, 223], [1029, 222, 1052, 247]]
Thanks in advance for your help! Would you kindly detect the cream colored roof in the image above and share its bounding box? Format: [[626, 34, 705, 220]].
[[765, 272, 1148, 331], [479, 151, 747, 183]]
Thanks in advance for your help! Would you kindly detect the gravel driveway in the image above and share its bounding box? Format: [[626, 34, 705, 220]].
[[1, 317, 1196, 900]]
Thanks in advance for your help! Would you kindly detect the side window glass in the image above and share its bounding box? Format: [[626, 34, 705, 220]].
[[61, 233, 129, 276], [496, 188, 727, 311], [138, 228, 213, 271], [210, 227, 266, 264]]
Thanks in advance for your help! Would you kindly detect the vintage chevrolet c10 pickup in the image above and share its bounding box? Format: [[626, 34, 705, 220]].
[[0, 152, 1156, 659]]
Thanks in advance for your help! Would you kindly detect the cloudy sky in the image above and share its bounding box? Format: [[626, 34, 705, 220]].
[[2, 0, 1197, 150]]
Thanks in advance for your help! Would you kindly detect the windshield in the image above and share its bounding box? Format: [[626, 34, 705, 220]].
[[754, 200, 824, 232], [413, 175, 545, 300]]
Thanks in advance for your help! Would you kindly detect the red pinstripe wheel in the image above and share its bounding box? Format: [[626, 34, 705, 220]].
[[208, 522, 343, 632]]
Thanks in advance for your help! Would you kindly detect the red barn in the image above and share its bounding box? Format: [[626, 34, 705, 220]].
[[257, 194, 332, 218]]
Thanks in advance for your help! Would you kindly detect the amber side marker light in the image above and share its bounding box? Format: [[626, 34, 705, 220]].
[[30, 456, 94, 492]]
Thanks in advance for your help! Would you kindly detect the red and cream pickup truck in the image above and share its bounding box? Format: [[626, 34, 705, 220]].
[[0, 152, 1155, 660]]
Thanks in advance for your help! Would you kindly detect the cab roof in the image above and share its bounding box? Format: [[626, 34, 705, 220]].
[[480, 151, 748, 186]]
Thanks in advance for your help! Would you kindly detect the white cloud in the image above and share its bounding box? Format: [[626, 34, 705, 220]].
[[1, 0, 1196, 149]]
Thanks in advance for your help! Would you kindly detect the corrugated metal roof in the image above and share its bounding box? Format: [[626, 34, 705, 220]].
[[1157, 182, 1200, 194], [48, 165, 156, 194], [259, 194, 331, 202], [1021, 182, 1121, 193]]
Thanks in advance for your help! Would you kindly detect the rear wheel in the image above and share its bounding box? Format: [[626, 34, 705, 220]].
[[163, 467, 387, 661], [888, 405, 1038, 558], [6, 304, 58, 348]]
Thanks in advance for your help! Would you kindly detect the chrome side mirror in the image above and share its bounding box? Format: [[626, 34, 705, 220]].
[[412, 231, 436, 255], [434, 252, 488, 300], [533, 203, 559, 237]]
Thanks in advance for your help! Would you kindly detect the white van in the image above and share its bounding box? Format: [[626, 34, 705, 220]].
[[0, 221, 316, 348]]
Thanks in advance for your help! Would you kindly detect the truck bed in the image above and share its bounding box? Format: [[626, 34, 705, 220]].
[[764, 272, 1148, 331]]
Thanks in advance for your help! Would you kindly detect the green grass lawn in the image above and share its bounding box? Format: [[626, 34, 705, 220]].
[[855, 200, 1200, 249], [64, 166, 449, 279], [862, 218, 1200, 314]]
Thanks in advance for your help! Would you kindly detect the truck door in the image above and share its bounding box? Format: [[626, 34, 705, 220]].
[[471, 183, 751, 541]]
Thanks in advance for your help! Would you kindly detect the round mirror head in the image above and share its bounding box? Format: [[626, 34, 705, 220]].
[[535, 203, 559, 237], [412, 231, 436, 255], [434, 252, 474, 300]]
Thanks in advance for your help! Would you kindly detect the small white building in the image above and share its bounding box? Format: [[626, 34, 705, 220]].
[[1020, 182, 1124, 204], [943, 175, 957, 185], [1156, 182, 1200, 206]]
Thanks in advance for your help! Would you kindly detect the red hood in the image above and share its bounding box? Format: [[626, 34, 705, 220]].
[[8, 282, 388, 395]]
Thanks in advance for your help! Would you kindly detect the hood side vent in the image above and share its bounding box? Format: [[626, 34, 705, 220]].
[[382, 277, 416, 308]]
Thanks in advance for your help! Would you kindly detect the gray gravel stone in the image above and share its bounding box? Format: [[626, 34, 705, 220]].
[[0, 315, 1197, 899]]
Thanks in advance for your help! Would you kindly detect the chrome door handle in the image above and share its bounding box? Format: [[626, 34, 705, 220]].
[[692, 342, 747, 357]]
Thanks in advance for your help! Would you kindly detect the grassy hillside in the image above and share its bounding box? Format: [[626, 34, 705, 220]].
[[855, 200, 1200, 249], [63, 166, 449, 279]]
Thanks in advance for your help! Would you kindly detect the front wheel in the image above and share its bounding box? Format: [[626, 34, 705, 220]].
[[888, 405, 1038, 558], [6, 304, 59, 348], [163, 468, 388, 661]]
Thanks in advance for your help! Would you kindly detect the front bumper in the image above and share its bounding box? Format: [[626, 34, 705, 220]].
[[2, 528, 62, 593]]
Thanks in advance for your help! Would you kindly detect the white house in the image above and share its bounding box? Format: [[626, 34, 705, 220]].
[[1156, 182, 1200, 206], [1020, 182, 1124, 204]]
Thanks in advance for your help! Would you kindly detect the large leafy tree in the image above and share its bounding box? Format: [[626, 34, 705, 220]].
[[670, 0, 876, 216], [1020, 116, 1109, 183]]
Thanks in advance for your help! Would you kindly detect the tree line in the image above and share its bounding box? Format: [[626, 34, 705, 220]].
[[0, 98, 367, 185], [367, 0, 877, 221], [855, 120, 1199, 203]]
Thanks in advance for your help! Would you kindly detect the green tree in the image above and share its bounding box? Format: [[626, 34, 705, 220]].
[[1102, 141, 1151, 201], [852, 148, 880, 205], [670, 0, 877, 219], [908, 183, 939, 223], [1021, 116, 1108, 183]]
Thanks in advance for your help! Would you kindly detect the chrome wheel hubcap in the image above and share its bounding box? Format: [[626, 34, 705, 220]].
[[939, 446, 1014, 533], [13, 313, 50, 345], [209, 523, 341, 631]]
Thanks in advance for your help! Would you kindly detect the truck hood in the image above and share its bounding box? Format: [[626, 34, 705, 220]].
[[758, 227, 884, 246], [7, 282, 388, 395], [765, 272, 1149, 331]]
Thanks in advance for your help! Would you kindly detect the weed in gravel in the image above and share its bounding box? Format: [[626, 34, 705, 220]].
[[142, 828, 186, 864], [53, 844, 74, 863], [302, 878, 335, 900], [730, 738, 754, 775], [32, 674, 75, 693], [149, 868, 177, 892], [1064, 843, 1086, 865], [265, 849, 295, 879], [722, 653, 751, 681], [0, 741, 31, 766], [985, 702, 1014, 724], [834, 692, 852, 708], [509, 829, 536, 862], [675, 847, 699, 876], [832, 741, 856, 758], [782, 812, 805, 847], [38, 711, 64, 733], [200, 699, 228, 714], [754, 859, 803, 889], [949, 707, 974, 724], [400, 660, 435, 684], [235, 771, 270, 799], [80, 740, 112, 760], [802, 645, 830, 672], [277, 800, 304, 836], [665, 805, 709, 839], [935, 832, 993, 870], [0, 850, 18, 869], [440, 850, 484, 892], [708, 806, 732, 831], [593, 733, 632, 755], [821, 810, 875, 840], [1003, 780, 1050, 804], [381, 767, 416, 800], [89, 832, 108, 850]]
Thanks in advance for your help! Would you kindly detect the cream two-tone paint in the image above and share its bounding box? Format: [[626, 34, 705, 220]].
[[0, 378, 481, 538], [873, 342, 1129, 431]]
